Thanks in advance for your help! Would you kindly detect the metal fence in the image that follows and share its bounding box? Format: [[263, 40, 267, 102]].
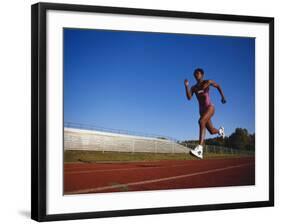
[[64, 122, 254, 155], [64, 121, 178, 142], [184, 143, 254, 155], [64, 128, 190, 154]]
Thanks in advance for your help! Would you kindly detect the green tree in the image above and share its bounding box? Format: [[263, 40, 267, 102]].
[[228, 128, 250, 150], [182, 127, 255, 151]]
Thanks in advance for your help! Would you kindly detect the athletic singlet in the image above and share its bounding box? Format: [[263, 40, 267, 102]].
[[195, 86, 213, 115]]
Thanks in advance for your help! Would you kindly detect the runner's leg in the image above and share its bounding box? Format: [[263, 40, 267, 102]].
[[199, 106, 215, 145], [206, 119, 219, 135]]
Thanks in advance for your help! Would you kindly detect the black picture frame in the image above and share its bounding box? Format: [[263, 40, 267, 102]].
[[31, 2, 274, 222]]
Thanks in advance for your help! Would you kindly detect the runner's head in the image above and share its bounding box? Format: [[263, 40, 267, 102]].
[[193, 68, 204, 82]]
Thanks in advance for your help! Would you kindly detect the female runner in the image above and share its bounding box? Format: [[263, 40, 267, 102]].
[[184, 68, 226, 159]]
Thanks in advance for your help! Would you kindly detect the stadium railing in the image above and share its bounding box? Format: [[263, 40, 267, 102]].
[[64, 122, 253, 155]]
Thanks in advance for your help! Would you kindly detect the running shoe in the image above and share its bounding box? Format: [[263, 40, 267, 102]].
[[190, 144, 203, 159], [219, 126, 225, 138]]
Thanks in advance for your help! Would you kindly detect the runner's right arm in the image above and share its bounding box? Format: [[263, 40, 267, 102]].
[[184, 79, 194, 100]]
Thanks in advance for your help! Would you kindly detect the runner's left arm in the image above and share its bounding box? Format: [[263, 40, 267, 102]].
[[209, 80, 226, 104]]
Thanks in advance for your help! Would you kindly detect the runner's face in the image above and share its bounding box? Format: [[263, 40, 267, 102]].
[[194, 71, 203, 82]]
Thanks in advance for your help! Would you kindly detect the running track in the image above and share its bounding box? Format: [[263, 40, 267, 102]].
[[64, 157, 255, 195]]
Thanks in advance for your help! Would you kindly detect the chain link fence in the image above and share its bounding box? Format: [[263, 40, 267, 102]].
[[64, 122, 254, 156], [184, 143, 254, 155]]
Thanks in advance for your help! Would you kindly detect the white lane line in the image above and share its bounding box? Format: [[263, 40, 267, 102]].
[[65, 163, 252, 194], [65, 163, 195, 174], [65, 160, 248, 174]]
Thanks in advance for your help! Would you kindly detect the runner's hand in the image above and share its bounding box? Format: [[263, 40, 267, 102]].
[[184, 79, 189, 87]]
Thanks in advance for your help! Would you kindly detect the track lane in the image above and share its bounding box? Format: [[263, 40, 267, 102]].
[[64, 157, 255, 194]]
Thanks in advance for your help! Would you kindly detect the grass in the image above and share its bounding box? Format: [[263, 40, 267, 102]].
[[108, 182, 129, 191], [64, 150, 252, 163]]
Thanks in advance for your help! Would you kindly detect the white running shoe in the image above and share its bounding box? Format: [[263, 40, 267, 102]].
[[219, 126, 225, 138], [190, 145, 203, 159]]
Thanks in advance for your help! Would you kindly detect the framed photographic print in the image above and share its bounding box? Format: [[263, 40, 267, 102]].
[[31, 2, 274, 222]]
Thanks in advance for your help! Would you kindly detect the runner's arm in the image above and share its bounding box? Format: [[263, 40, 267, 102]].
[[209, 80, 226, 104], [184, 80, 194, 100]]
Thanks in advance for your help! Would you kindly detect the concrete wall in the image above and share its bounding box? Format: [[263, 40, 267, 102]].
[[64, 128, 191, 154]]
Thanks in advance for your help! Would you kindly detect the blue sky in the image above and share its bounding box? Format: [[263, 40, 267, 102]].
[[64, 28, 255, 141]]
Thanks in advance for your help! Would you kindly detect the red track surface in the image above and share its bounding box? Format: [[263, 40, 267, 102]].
[[64, 157, 255, 195]]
